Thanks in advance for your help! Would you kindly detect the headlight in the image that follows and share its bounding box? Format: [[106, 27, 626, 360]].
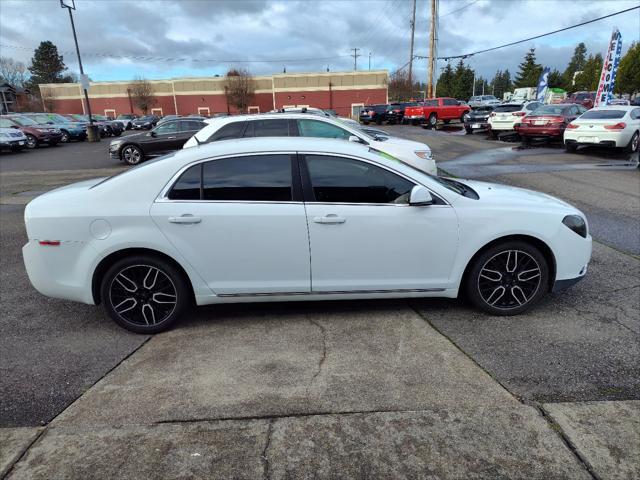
[[35, 128, 46, 132], [562, 215, 587, 238], [52, 129, 61, 133], [415, 150, 432, 159]]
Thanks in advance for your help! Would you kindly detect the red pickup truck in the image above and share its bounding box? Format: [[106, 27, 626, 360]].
[[403, 98, 470, 128]]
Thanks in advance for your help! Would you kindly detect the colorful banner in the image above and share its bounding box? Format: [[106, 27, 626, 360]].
[[595, 29, 623, 107], [536, 67, 550, 103]]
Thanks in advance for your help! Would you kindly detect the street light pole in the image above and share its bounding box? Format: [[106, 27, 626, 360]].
[[60, 0, 99, 141]]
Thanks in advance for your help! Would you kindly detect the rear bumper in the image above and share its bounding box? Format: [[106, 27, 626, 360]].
[[564, 129, 631, 148], [404, 114, 424, 120], [516, 125, 564, 137]]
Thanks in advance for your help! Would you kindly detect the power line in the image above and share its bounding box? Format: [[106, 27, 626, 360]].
[[432, 5, 640, 60], [440, 0, 480, 18], [0, 43, 351, 64]]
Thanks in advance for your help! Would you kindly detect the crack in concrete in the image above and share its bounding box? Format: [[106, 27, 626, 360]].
[[261, 418, 274, 480], [536, 405, 602, 480], [306, 318, 327, 396]]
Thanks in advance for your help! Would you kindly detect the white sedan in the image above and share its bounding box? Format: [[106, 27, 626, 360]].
[[488, 101, 542, 137], [23, 138, 592, 333], [183, 113, 437, 175], [564, 105, 640, 153]]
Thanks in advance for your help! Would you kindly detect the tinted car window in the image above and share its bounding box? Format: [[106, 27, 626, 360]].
[[423, 100, 438, 107], [180, 120, 204, 132], [298, 119, 352, 140], [631, 108, 640, 120], [243, 119, 290, 137], [579, 110, 626, 120], [168, 164, 201, 200], [154, 122, 178, 134], [443, 99, 458, 105], [494, 104, 523, 113], [0, 118, 14, 127], [203, 154, 292, 201], [208, 121, 246, 141], [525, 102, 541, 111], [306, 155, 414, 204]]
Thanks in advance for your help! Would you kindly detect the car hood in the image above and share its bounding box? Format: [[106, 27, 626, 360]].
[[457, 179, 575, 211], [374, 136, 430, 151], [112, 131, 148, 142]]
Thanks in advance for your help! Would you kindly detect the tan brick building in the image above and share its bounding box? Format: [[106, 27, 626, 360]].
[[39, 70, 388, 119]]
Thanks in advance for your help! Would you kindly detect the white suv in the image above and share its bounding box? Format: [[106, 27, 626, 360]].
[[488, 101, 542, 137], [184, 113, 436, 175]]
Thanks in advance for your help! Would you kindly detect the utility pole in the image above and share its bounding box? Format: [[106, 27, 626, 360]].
[[60, 0, 99, 141], [368, 52, 371, 70], [408, 0, 417, 95], [426, 0, 438, 98], [351, 48, 361, 71]]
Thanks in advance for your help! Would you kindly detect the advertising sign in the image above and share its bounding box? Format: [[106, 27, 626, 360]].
[[536, 67, 550, 103], [595, 29, 623, 107]]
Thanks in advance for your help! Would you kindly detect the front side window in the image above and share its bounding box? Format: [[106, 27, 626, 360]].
[[306, 155, 414, 204], [154, 122, 178, 135], [297, 119, 352, 140], [443, 99, 458, 106], [208, 121, 245, 141]]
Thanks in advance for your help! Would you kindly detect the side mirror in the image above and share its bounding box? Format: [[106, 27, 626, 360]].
[[10, 125, 19, 129], [47, 121, 54, 125], [409, 185, 433, 206], [149, 131, 156, 137], [348, 135, 363, 143]]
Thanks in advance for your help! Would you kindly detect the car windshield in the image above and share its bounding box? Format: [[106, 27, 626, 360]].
[[473, 106, 493, 113], [532, 105, 566, 115], [580, 110, 626, 119], [29, 114, 52, 123], [50, 114, 71, 123], [9, 116, 38, 126], [494, 105, 522, 112]]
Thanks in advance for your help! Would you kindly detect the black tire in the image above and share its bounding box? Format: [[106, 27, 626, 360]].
[[25, 134, 37, 149], [121, 144, 144, 165], [626, 131, 639, 153], [411, 120, 418, 126], [113, 130, 122, 137], [460, 113, 468, 124], [465, 127, 473, 134], [489, 130, 498, 140], [100, 255, 190, 333], [466, 241, 549, 316], [49, 141, 59, 147], [60, 130, 70, 143], [427, 113, 437, 129], [564, 142, 577, 153], [522, 136, 531, 146], [443, 119, 451, 124], [375, 117, 382, 125]]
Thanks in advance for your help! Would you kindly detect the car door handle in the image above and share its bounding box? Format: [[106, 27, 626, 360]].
[[313, 214, 346, 224], [167, 136, 176, 139], [168, 214, 201, 224]]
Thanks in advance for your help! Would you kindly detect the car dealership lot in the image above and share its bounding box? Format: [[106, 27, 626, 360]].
[[1, 129, 638, 478]]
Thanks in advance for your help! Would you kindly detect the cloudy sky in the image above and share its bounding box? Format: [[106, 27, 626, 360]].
[[1, 0, 638, 83]]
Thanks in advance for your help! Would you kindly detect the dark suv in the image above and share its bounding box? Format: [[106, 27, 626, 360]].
[[110, 118, 205, 165], [387, 102, 417, 124], [359, 104, 389, 125]]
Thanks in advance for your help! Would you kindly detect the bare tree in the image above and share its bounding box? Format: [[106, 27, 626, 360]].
[[223, 69, 256, 113], [0, 57, 29, 88], [387, 69, 413, 101], [129, 77, 156, 114]]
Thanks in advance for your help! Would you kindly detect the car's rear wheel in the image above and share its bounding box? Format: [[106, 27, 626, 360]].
[[626, 131, 639, 153], [121, 145, 144, 165], [565, 142, 577, 153], [466, 241, 549, 316], [427, 113, 438, 129], [25, 134, 37, 149], [464, 126, 473, 134], [60, 130, 70, 143], [101, 256, 189, 333], [489, 130, 498, 140]]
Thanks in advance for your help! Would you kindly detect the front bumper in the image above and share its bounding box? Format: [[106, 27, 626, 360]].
[[0, 139, 27, 149], [109, 143, 122, 159], [552, 274, 586, 293]]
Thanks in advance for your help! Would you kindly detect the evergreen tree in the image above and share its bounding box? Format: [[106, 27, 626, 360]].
[[490, 69, 512, 100], [548, 69, 564, 89], [514, 48, 543, 87], [573, 54, 603, 91], [436, 63, 454, 98], [451, 59, 474, 100], [26, 41, 72, 92], [561, 43, 587, 89], [615, 42, 640, 96]]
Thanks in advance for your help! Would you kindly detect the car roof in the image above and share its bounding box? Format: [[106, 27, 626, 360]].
[[589, 105, 635, 111], [203, 112, 355, 127]]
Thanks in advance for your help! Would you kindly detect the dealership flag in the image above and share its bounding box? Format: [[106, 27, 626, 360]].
[[536, 67, 550, 103], [595, 28, 623, 107]]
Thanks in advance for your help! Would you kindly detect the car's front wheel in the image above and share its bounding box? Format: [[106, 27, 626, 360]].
[[101, 255, 190, 333], [466, 241, 549, 316], [25, 134, 37, 149], [121, 145, 144, 165], [60, 130, 70, 143]]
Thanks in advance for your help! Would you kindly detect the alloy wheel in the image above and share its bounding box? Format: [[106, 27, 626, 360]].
[[109, 265, 178, 327], [122, 146, 142, 165], [477, 249, 542, 310], [25, 135, 37, 149], [60, 131, 70, 143]]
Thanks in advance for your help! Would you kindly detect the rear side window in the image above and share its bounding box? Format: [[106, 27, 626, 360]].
[[181, 120, 204, 132], [168, 164, 201, 200], [297, 119, 352, 140], [203, 154, 292, 201], [443, 99, 458, 105], [244, 119, 290, 137], [306, 155, 414, 204], [423, 100, 438, 107], [207, 121, 245, 141], [580, 110, 626, 120]]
